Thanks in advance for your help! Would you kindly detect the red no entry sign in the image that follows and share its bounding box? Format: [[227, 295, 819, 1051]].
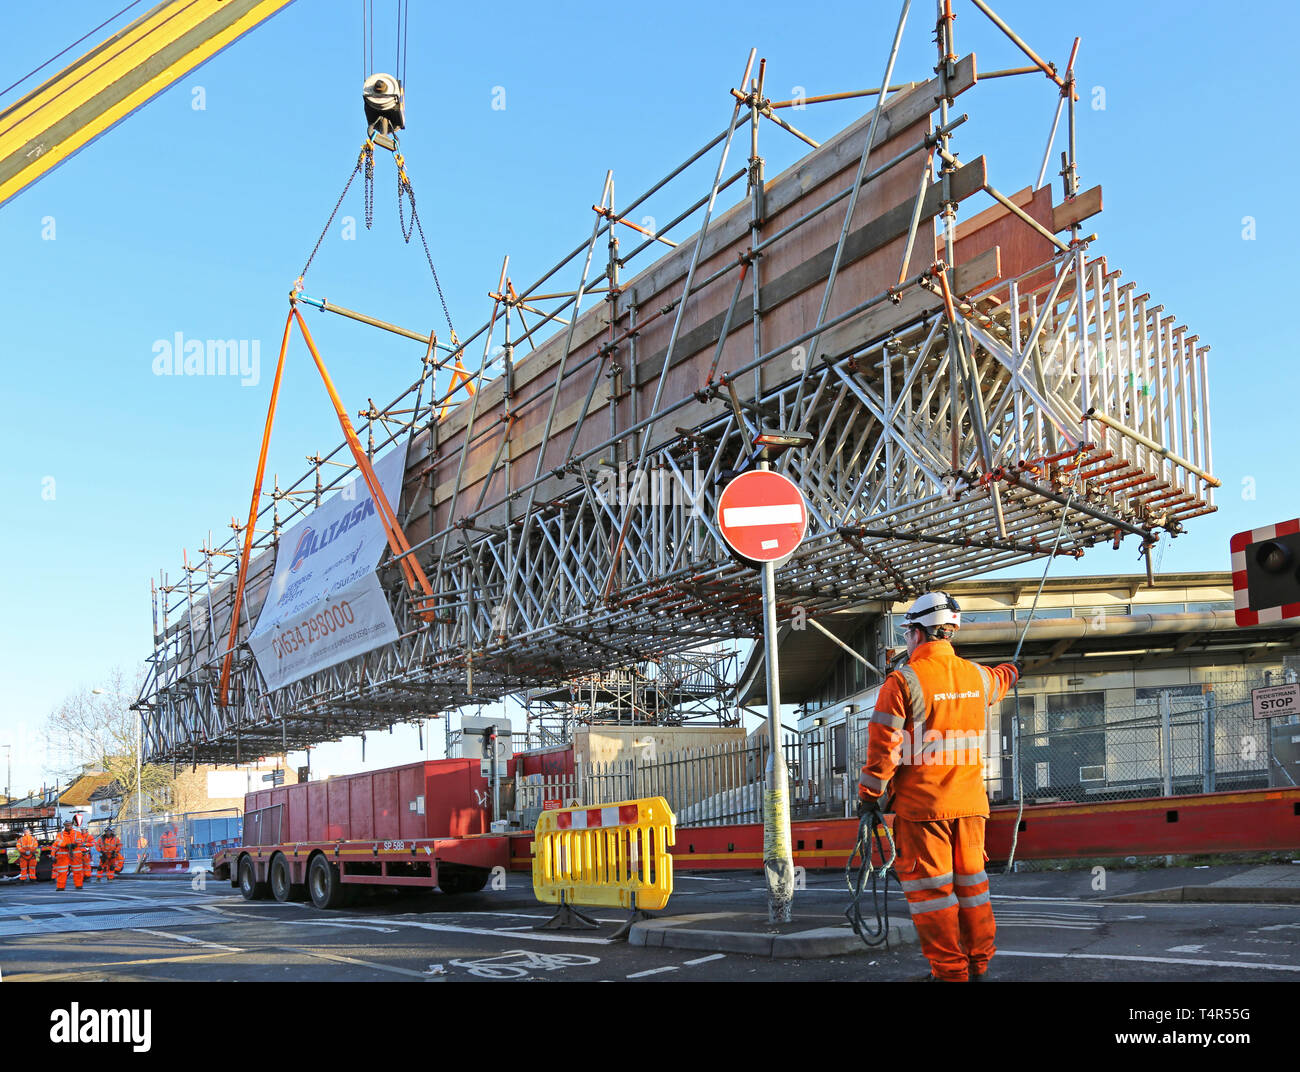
[[717, 470, 807, 562]]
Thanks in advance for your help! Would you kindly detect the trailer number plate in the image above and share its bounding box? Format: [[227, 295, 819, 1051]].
[[382, 840, 408, 851]]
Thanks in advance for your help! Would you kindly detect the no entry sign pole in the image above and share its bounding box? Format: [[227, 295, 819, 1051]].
[[758, 461, 794, 924], [717, 459, 806, 923]]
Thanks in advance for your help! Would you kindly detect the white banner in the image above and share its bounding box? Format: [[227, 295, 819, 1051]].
[[249, 440, 409, 691]]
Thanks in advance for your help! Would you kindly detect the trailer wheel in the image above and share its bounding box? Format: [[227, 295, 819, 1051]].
[[437, 866, 490, 895], [270, 854, 307, 903], [238, 856, 269, 901], [307, 854, 348, 909]]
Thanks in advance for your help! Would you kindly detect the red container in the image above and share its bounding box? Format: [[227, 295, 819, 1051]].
[[244, 757, 513, 842]]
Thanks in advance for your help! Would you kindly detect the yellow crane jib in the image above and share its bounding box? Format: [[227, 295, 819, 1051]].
[[0, 0, 296, 209]]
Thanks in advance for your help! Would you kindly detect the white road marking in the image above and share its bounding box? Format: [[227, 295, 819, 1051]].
[[1167, 944, 1205, 953], [276, 946, 431, 979], [131, 929, 244, 953], [627, 965, 678, 978], [683, 954, 726, 966], [278, 920, 400, 934], [423, 909, 624, 923], [290, 916, 613, 945], [998, 950, 1300, 972]]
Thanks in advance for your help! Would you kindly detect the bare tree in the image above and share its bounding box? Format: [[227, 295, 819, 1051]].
[[43, 666, 173, 822]]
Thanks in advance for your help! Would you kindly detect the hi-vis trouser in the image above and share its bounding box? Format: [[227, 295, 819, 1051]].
[[892, 816, 995, 982], [18, 849, 38, 881]]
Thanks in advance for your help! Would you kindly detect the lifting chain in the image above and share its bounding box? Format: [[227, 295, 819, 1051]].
[[363, 141, 375, 230], [298, 142, 373, 286], [298, 141, 460, 358]]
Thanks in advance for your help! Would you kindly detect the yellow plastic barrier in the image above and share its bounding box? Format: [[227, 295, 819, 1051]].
[[533, 797, 675, 911]]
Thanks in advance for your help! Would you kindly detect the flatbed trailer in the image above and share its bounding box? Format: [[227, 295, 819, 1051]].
[[212, 757, 514, 908]]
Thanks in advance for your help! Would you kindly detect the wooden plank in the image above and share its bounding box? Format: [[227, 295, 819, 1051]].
[[635, 156, 988, 387], [1052, 184, 1103, 233], [953, 246, 1001, 294]]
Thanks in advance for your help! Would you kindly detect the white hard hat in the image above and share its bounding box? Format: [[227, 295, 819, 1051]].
[[903, 591, 961, 631]]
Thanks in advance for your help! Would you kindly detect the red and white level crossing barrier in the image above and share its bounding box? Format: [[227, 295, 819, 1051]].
[[555, 804, 640, 830], [1231, 517, 1300, 626]]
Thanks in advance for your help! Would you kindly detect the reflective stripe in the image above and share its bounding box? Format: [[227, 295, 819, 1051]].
[[870, 710, 905, 731], [907, 893, 958, 915], [858, 772, 885, 794], [977, 664, 991, 713], [954, 870, 988, 887], [896, 665, 927, 746], [957, 890, 991, 908], [899, 871, 953, 892]]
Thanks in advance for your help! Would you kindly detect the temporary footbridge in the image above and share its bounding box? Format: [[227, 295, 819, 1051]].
[[137, 3, 1218, 764]]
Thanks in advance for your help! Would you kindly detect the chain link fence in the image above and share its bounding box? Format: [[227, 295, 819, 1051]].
[[95, 809, 242, 871], [988, 673, 1298, 805], [515, 672, 1299, 826]]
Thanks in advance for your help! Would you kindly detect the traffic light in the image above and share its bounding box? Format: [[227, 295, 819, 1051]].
[[1232, 519, 1300, 626]]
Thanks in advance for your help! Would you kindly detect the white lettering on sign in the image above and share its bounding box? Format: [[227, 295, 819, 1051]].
[[722, 503, 803, 528]]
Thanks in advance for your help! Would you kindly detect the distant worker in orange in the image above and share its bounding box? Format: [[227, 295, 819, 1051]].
[[17, 826, 39, 882], [52, 820, 81, 891], [136, 830, 149, 866], [858, 592, 1018, 982], [96, 827, 123, 882], [73, 818, 94, 890], [160, 824, 178, 860]]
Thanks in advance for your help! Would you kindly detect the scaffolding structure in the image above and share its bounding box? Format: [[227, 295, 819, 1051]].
[[524, 647, 741, 749], [138, 3, 1218, 766]]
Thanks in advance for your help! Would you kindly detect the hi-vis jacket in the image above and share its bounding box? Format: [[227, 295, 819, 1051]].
[[17, 832, 38, 858], [858, 639, 1018, 821]]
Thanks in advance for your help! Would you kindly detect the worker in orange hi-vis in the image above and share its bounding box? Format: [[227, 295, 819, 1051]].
[[52, 820, 79, 891], [160, 825, 178, 860], [17, 827, 39, 882], [858, 591, 1018, 983], [72, 819, 93, 890], [96, 827, 123, 882], [136, 831, 149, 866]]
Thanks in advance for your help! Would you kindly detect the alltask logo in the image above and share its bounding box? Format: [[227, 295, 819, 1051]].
[[49, 1004, 151, 1052], [289, 500, 377, 572]]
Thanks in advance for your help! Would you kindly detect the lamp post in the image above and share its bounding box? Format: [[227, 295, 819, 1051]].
[[2, 743, 11, 804]]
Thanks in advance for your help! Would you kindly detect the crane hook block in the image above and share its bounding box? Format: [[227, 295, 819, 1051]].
[[363, 72, 405, 149]]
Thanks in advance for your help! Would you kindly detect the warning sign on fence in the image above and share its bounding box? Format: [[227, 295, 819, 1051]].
[[1251, 683, 1300, 719]]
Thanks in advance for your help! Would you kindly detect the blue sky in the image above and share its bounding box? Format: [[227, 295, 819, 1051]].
[[1, 1, 1294, 790]]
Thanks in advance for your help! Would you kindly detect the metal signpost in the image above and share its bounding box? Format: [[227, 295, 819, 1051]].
[[717, 460, 807, 923]]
